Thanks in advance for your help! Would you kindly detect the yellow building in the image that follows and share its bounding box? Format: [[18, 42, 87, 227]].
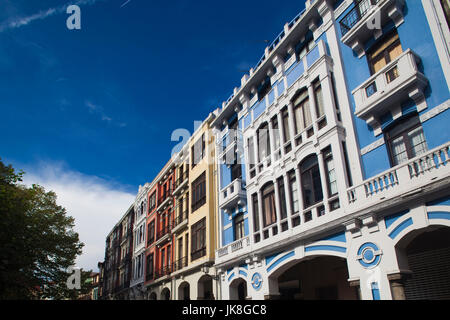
[[170, 111, 220, 300]]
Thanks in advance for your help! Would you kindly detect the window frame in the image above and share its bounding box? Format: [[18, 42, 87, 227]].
[[191, 217, 206, 260], [191, 172, 206, 212], [367, 30, 403, 75], [385, 115, 428, 167]]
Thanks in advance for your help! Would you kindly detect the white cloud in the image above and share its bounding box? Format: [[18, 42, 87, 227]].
[[22, 162, 135, 272]]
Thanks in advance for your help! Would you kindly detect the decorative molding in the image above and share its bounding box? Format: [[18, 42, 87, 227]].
[[360, 137, 385, 156], [334, 0, 352, 19], [420, 99, 450, 123]]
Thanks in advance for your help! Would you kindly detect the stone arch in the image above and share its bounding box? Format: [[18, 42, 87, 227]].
[[394, 225, 450, 300], [160, 287, 170, 300], [267, 254, 356, 300], [178, 281, 190, 300], [149, 291, 157, 300], [229, 277, 248, 300], [198, 274, 214, 300]]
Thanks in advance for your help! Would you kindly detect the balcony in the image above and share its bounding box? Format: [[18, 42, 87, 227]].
[[172, 256, 188, 273], [352, 50, 428, 133], [219, 179, 247, 211], [243, 40, 331, 132], [155, 225, 172, 246], [340, 0, 405, 57], [157, 189, 173, 212], [216, 236, 251, 264], [171, 210, 188, 234], [154, 265, 172, 280], [173, 172, 188, 196], [347, 142, 450, 208]]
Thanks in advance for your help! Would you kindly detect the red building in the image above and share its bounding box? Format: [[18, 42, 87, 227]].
[[144, 159, 176, 299]]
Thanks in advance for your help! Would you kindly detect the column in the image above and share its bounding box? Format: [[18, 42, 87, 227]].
[[272, 178, 283, 233], [257, 190, 264, 239], [283, 173, 293, 229], [268, 119, 276, 164], [317, 150, 330, 216], [321, 73, 339, 125], [307, 82, 319, 134], [294, 167, 304, 223], [388, 273, 410, 300], [287, 102, 297, 145]]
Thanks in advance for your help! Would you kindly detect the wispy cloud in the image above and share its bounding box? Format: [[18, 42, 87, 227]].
[[22, 161, 135, 271], [85, 100, 127, 127], [120, 0, 132, 8], [0, 0, 107, 33]]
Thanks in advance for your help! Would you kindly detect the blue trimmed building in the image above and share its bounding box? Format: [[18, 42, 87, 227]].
[[212, 0, 450, 300]]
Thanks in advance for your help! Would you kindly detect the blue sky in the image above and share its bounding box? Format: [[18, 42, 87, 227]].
[[0, 0, 306, 270]]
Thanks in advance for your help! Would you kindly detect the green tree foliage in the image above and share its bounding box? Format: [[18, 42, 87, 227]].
[[0, 158, 86, 299]]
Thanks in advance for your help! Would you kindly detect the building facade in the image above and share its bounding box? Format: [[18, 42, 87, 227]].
[[213, 0, 450, 300], [143, 114, 221, 300], [99, 0, 450, 300], [129, 184, 150, 300]]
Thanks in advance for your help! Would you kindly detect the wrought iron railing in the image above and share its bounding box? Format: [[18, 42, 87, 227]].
[[340, 0, 380, 37]]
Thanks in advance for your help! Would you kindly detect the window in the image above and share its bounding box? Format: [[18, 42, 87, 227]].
[[323, 146, 338, 197], [178, 237, 183, 260], [192, 134, 205, 168], [161, 249, 165, 268], [248, 137, 256, 170], [296, 38, 315, 61], [231, 157, 242, 181], [261, 183, 277, 227], [300, 155, 323, 208], [385, 114, 428, 166], [146, 254, 154, 281], [258, 76, 272, 100], [147, 221, 155, 245], [367, 30, 403, 75], [288, 170, 299, 214], [191, 218, 206, 260], [234, 213, 245, 241], [293, 90, 312, 135], [313, 80, 325, 119], [281, 107, 291, 143], [191, 172, 206, 212], [252, 193, 260, 232], [167, 245, 171, 266], [257, 123, 271, 162], [277, 177, 287, 220], [271, 116, 281, 151]]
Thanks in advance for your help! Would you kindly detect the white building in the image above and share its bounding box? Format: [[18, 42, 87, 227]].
[[129, 183, 151, 300], [213, 0, 450, 300]]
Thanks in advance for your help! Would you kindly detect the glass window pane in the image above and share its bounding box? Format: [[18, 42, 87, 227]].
[[408, 127, 427, 157], [391, 136, 408, 165]]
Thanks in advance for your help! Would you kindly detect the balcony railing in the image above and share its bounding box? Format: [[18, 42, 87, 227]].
[[219, 179, 246, 210], [216, 236, 250, 258], [156, 225, 172, 241], [340, 0, 380, 37], [353, 50, 428, 128], [174, 172, 188, 193], [173, 210, 188, 229], [347, 142, 450, 205], [158, 188, 173, 207], [172, 256, 188, 272], [154, 265, 172, 280]]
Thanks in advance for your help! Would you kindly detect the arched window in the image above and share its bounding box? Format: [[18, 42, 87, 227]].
[[257, 122, 271, 162], [300, 155, 323, 208], [261, 182, 277, 227]]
